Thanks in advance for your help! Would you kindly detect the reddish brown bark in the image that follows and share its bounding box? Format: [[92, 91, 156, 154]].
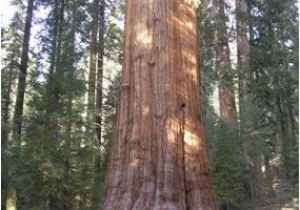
[[213, 0, 236, 123], [102, 0, 217, 209]]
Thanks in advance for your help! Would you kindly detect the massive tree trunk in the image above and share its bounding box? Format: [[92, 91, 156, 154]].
[[236, 0, 265, 204], [213, 0, 236, 123], [102, 0, 217, 209]]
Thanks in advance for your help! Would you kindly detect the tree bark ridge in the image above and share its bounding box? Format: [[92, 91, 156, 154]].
[[102, 1, 217, 209]]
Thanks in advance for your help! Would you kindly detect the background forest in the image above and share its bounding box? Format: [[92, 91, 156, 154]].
[[1, 0, 299, 209]]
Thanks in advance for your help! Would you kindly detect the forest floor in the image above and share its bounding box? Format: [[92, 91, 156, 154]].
[[256, 181, 299, 210]]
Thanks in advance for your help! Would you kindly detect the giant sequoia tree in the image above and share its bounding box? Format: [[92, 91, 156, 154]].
[[102, 0, 217, 209]]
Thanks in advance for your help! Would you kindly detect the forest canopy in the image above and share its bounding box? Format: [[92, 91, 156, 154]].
[[1, 0, 299, 209]]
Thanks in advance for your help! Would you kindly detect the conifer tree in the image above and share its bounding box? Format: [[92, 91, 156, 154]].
[[10, 0, 35, 208], [102, 0, 217, 209], [213, 0, 236, 123], [95, 0, 105, 146], [1, 0, 298, 209], [1, 23, 23, 210], [236, 0, 266, 205], [211, 0, 243, 208], [87, 0, 100, 129], [248, 0, 299, 183], [12, 0, 34, 160]]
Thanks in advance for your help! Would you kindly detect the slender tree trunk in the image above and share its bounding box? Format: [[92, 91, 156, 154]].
[[44, 0, 62, 149], [12, 0, 34, 159], [213, 0, 236, 123], [48, 1, 65, 208], [237, 0, 250, 100], [212, 2, 242, 208], [285, 92, 298, 179], [87, 0, 100, 126], [236, 0, 265, 205], [49, 0, 59, 78], [263, 152, 275, 196], [45, 0, 59, 116], [286, 96, 297, 146], [279, 39, 297, 179], [53, 0, 65, 109], [102, 1, 217, 209], [91, 1, 105, 208], [11, 1, 34, 208], [64, 3, 76, 174], [62, 8, 77, 210], [275, 91, 290, 178], [95, 0, 105, 146]]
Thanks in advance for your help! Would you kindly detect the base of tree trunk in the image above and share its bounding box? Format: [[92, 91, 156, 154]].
[[102, 1, 217, 209]]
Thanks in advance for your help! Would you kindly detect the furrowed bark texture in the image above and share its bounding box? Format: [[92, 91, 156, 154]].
[[102, 0, 217, 209]]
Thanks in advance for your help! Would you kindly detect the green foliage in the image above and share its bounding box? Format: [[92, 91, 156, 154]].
[[1, 0, 298, 209], [198, 0, 218, 95], [205, 114, 244, 209], [200, 0, 298, 209], [2, 0, 124, 209], [249, 0, 299, 181]]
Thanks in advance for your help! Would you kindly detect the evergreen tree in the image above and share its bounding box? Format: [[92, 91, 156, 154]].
[[7, 0, 35, 209], [248, 0, 299, 183], [102, 1, 217, 209], [236, 0, 267, 206], [1, 11, 24, 209], [200, 0, 244, 208], [1, 0, 298, 209]]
